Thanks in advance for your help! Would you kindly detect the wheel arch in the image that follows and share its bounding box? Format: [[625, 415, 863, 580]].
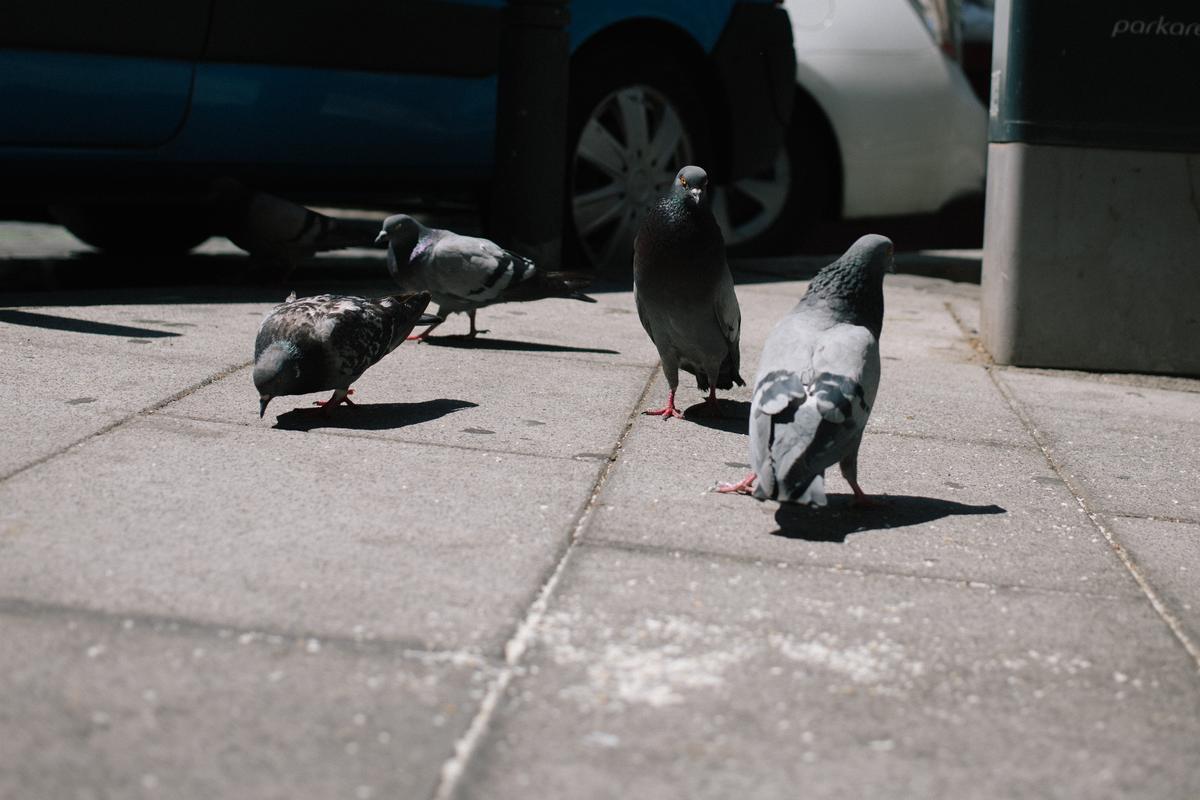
[[568, 19, 733, 180], [790, 82, 844, 220]]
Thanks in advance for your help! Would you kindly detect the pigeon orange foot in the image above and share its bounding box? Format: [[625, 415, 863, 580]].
[[695, 387, 722, 418], [314, 388, 355, 411], [849, 481, 884, 508], [717, 473, 756, 495], [643, 390, 684, 420]]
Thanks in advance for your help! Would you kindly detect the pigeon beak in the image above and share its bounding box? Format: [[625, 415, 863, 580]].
[[259, 395, 272, 418], [687, 187, 703, 205], [417, 313, 443, 325], [374, 230, 388, 245]]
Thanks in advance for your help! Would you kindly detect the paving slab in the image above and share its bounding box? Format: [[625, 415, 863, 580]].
[[0, 414, 601, 655], [589, 381, 1135, 595], [0, 603, 484, 800], [168, 347, 654, 462], [1103, 514, 1200, 646], [996, 369, 1200, 521], [869, 359, 1031, 446], [457, 545, 1200, 800], [0, 301, 264, 476]]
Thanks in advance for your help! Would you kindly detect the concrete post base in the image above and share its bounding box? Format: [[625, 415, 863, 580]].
[[981, 142, 1200, 376]]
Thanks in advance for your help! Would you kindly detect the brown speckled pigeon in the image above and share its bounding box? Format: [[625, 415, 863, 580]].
[[253, 291, 439, 418]]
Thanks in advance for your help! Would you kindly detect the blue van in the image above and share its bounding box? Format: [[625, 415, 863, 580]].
[[0, 1, 793, 268]]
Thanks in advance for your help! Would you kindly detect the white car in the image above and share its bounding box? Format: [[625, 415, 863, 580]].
[[714, 0, 987, 251]]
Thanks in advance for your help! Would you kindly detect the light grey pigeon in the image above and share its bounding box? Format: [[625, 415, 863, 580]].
[[374, 214, 595, 338], [254, 291, 439, 418], [634, 165, 743, 419], [720, 234, 894, 505], [212, 178, 381, 270]]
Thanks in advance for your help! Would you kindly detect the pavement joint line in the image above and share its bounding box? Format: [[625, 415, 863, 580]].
[[987, 368, 1200, 673], [0, 359, 253, 485], [943, 299, 995, 365], [153, 409, 610, 464], [578, 536, 1134, 602], [1101, 511, 1200, 527], [429, 363, 660, 800], [414, 345, 654, 371], [865, 426, 1037, 451], [0, 595, 496, 668]]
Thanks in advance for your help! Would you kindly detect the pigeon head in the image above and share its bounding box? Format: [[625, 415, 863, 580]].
[[845, 234, 895, 277], [253, 340, 303, 418], [375, 214, 421, 248], [803, 234, 895, 338], [671, 165, 710, 208]]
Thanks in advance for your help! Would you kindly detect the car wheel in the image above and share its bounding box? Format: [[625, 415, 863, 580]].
[[719, 96, 839, 256], [51, 203, 212, 255], [566, 53, 710, 273], [711, 147, 792, 249]]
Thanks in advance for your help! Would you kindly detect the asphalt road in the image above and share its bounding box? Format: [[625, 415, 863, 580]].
[[2, 221, 1199, 799]]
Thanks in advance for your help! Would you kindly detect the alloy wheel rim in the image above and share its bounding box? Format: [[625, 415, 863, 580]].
[[570, 85, 693, 270]]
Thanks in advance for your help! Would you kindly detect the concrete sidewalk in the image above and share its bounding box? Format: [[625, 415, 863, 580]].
[[2, 263, 1199, 799]]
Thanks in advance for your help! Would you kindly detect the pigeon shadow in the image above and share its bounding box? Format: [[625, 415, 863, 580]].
[[683, 399, 751, 434], [770, 495, 1006, 543], [272, 399, 477, 432], [421, 336, 618, 355], [0, 309, 182, 338]]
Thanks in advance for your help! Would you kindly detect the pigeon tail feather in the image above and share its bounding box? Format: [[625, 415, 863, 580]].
[[794, 473, 827, 507]]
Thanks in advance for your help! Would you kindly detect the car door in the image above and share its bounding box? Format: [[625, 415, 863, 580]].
[[0, 1, 211, 147]]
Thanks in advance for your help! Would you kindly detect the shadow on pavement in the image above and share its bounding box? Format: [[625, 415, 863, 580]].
[[682, 399, 751, 433], [421, 336, 619, 356], [0, 308, 182, 338], [271, 398, 477, 432], [770, 495, 1006, 543]]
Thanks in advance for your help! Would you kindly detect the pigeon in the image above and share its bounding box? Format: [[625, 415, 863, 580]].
[[719, 234, 895, 505], [212, 178, 381, 270], [374, 214, 595, 338], [633, 165, 743, 419], [254, 291, 439, 417]]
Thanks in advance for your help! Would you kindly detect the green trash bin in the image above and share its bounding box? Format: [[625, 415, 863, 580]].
[[981, 0, 1200, 375]]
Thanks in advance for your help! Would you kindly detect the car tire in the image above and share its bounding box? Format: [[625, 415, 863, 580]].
[[721, 95, 839, 256], [50, 203, 212, 255], [565, 47, 712, 274]]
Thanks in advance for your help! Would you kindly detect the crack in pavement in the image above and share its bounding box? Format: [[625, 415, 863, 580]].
[[429, 364, 660, 800]]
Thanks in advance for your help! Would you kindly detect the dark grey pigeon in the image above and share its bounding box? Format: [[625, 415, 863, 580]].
[[213, 178, 381, 271], [720, 234, 894, 505], [375, 214, 595, 338], [253, 291, 439, 418], [634, 165, 743, 419]]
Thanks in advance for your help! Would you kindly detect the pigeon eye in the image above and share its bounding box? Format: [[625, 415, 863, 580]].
[[679, 177, 687, 187]]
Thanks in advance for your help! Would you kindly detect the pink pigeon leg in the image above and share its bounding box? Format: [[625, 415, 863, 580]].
[[406, 318, 444, 341], [697, 386, 723, 417], [466, 310, 489, 338], [313, 388, 355, 412], [849, 480, 884, 507], [643, 389, 684, 419], [716, 472, 756, 495]]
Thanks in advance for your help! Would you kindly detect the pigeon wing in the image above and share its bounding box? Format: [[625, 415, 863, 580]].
[[320, 298, 395, 384], [712, 266, 744, 387], [750, 316, 879, 503], [418, 234, 526, 307]]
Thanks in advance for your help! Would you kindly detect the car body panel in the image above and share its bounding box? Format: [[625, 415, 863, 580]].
[[178, 65, 497, 179], [789, 0, 986, 217], [0, 51, 196, 148], [568, 1, 736, 51]]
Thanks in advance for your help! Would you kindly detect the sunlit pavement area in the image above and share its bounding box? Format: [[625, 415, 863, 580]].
[[2, 220, 1199, 798]]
